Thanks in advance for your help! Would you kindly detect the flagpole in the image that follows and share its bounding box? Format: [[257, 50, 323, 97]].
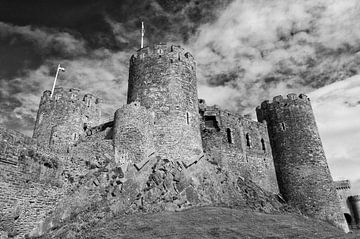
[[50, 64, 61, 98], [141, 21, 144, 48]]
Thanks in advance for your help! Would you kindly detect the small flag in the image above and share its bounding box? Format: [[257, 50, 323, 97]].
[[58, 66, 65, 72]]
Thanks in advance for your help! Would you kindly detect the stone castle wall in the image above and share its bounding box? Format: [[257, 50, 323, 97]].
[[33, 87, 102, 151], [127, 44, 203, 166], [199, 100, 279, 194], [256, 93, 348, 231], [0, 127, 65, 238]]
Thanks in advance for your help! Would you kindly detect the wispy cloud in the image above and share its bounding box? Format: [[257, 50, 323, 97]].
[[188, 0, 360, 114], [0, 22, 86, 56]]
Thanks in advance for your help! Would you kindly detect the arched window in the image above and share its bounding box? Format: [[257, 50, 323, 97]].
[[261, 138, 266, 151], [227, 128, 233, 144], [246, 133, 251, 147]]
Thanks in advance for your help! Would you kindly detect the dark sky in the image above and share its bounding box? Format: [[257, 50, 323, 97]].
[[0, 0, 359, 188]]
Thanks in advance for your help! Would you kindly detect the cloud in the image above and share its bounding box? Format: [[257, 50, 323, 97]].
[[0, 22, 86, 56], [188, 0, 360, 116], [309, 75, 360, 191]]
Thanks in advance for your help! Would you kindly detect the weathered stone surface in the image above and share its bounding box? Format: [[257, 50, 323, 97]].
[[257, 94, 349, 232], [127, 44, 203, 166]]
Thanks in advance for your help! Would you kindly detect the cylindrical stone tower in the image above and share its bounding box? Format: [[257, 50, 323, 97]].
[[256, 93, 348, 232], [349, 195, 360, 228], [113, 102, 155, 170], [127, 44, 203, 166], [33, 87, 101, 151]]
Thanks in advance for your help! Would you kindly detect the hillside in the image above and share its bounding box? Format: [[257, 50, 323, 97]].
[[34, 206, 359, 239]]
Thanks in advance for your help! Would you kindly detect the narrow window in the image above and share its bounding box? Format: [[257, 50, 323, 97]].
[[178, 53, 181, 60], [170, 59, 173, 63], [261, 138, 266, 151], [186, 112, 190, 125], [86, 99, 91, 107], [227, 128, 233, 144], [246, 133, 251, 147], [280, 122, 286, 131], [73, 133, 78, 141]]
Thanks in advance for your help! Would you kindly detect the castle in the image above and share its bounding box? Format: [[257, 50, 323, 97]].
[[0, 43, 355, 238]]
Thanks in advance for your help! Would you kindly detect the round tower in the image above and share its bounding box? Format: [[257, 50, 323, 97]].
[[113, 102, 155, 170], [127, 44, 203, 166], [349, 195, 360, 227], [256, 93, 348, 232], [33, 87, 102, 151]]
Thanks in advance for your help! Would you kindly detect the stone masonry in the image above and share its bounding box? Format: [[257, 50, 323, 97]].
[[256, 94, 349, 232]]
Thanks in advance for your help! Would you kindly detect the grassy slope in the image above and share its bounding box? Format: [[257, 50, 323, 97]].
[[41, 206, 360, 239]]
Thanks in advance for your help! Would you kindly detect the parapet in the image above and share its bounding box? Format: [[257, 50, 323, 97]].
[[40, 87, 102, 108], [257, 93, 311, 111], [334, 180, 351, 190], [349, 195, 360, 202], [256, 93, 312, 123], [130, 44, 196, 67]]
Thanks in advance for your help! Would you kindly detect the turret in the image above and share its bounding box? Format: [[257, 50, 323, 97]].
[[33, 87, 102, 151], [126, 44, 203, 166], [349, 195, 360, 228], [256, 93, 348, 232], [113, 102, 155, 171]]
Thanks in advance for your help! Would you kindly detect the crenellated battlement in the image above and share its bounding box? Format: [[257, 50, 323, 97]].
[[349, 195, 360, 201], [257, 93, 311, 111], [40, 87, 101, 108], [334, 180, 351, 190], [130, 44, 196, 68]]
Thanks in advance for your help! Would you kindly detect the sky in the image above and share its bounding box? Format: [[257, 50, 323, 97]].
[[0, 0, 359, 193]]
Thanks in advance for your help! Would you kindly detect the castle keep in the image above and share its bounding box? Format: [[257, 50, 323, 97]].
[[0, 43, 350, 238]]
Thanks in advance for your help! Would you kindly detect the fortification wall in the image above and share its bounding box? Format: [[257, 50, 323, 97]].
[[0, 127, 65, 238], [127, 44, 203, 166], [33, 87, 102, 151], [199, 101, 279, 194], [113, 102, 155, 171], [256, 93, 348, 232]]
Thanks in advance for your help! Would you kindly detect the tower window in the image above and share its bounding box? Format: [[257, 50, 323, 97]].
[[226, 128, 233, 144], [186, 112, 190, 125], [280, 122, 286, 131], [261, 138, 266, 151], [73, 133, 79, 141], [246, 133, 251, 148]]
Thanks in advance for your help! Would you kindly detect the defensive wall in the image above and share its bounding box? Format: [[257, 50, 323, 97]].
[[256, 93, 348, 231], [0, 126, 65, 238], [127, 44, 203, 167], [199, 99, 279, 194]]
